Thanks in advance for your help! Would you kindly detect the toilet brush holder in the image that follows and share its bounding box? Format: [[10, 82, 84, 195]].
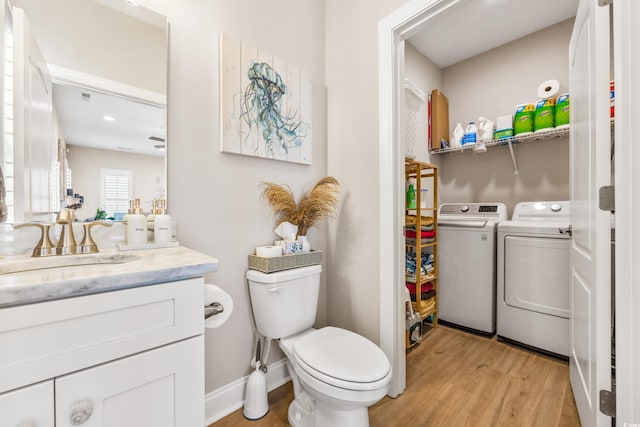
[[243, 366, 269, 420], [243, 339, 269, 420]]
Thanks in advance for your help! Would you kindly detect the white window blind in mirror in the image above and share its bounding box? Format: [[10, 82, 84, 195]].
[[100, 168, 132, 217]]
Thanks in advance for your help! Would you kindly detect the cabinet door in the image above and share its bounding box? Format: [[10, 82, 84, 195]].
[[0, 380, 54, 427], [55, 336, 203, 427]]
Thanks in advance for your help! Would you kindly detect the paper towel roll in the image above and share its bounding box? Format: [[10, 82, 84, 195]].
[[204, 284, 233, 328], [256, 245, 282, 258], [537, 79, 566, 100]]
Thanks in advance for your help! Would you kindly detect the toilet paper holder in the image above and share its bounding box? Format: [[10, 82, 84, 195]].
[[204, 302, 224, 319]]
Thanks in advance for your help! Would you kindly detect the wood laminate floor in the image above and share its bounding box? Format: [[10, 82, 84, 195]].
[[209, 325, 581, 427]]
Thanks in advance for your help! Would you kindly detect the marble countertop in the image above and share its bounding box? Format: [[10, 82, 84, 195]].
[[0, 246, 218, 308]]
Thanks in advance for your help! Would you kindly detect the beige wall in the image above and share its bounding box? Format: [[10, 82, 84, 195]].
[[404, 42, 442, 165], [437, 19, 573, 215], [325, 0, 411, 343], [404, 42, 443, 204], [148, 0, 328, 394], [66, 145, 164, 221]]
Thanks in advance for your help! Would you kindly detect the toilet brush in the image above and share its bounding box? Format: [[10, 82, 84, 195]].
[[243, 339, 269, 420]]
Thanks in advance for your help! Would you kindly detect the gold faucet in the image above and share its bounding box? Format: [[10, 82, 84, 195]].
[[12, 223, 56, 257], [56, 208, 78, 255], [78, 222, 112, 253], [13, 208, 112, 257]]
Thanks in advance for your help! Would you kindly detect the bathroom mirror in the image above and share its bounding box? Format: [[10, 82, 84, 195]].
[[1, 0, 167, 223]]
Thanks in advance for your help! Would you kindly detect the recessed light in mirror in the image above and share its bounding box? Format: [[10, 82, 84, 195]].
[[103, 115, 115, 122], [154, 144, 165, 151]]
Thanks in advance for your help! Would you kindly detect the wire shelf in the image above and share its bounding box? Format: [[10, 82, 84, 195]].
[[430, 126, 570, 155]]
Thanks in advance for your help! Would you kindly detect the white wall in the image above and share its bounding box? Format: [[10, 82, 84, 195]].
[[66, 145, 164, 221], [150, 1, 328, 397], [12, 0, 166, 93], [437, 19, 573, 215]]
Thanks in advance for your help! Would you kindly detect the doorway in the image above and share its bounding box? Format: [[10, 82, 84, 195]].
[[378, 0, 580, 398]]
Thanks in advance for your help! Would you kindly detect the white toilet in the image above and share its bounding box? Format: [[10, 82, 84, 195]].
[[246, 264, 391, 427]]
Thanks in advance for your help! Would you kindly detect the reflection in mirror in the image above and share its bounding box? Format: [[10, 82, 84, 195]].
[[54, 83, 166, 222], [0, 0, 167, 224]]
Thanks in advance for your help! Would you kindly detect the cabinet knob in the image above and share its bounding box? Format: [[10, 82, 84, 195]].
[[70, 399, 94, 425]]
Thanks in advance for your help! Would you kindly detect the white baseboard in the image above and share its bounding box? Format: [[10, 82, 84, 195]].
[[204, 358, 290, 426]]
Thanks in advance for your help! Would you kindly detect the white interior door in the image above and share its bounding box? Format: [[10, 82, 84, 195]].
[[612, 0, 640, 423], [568, 0, 612, 426]]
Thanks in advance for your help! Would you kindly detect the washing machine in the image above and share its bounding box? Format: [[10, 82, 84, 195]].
[[497, 201, 571, 358], [437, 203, 507, 335]]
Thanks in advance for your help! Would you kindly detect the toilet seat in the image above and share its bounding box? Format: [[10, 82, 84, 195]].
[[291, 327, 391, 391]]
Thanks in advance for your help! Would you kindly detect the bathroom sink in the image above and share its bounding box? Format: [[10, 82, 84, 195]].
[[0, 252, 140, 275]]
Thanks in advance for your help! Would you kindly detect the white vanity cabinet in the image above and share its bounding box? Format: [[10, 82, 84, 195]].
[[0, 380, 54, 427], [55, 337, 202, 427], [0, 277, 206, 427]]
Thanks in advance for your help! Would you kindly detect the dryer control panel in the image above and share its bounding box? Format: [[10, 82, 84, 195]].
[[512, 201, 570, 222], [439, 203, 507, 220]]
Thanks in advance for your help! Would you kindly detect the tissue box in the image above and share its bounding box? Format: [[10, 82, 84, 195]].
[[275, 240, 303, 254]]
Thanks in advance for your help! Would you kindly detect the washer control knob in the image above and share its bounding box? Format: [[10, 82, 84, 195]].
[[461, 205, 469, 213], [550, 203, 562, 212]]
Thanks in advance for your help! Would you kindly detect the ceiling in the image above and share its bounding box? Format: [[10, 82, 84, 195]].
[[407, 0, 579, 68], [53, 83, 166, 157]]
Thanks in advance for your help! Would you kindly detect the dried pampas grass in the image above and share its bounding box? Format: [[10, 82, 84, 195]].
[[260, 176, 340, 237]]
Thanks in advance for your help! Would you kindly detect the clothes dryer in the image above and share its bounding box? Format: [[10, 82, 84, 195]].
[[437, 203, 507, 335], [497, 201, 571, 357]]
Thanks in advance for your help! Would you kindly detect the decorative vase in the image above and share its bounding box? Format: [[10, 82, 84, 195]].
[[299, 235, 311, 252]]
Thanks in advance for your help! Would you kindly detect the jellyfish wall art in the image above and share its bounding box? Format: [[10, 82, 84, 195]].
[[220, 33, 312, 164]]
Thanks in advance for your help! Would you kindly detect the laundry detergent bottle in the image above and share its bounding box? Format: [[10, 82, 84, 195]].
[[406, 178, 417, 209], [462, 122, 477, 145], [451, 123, 464, 148]]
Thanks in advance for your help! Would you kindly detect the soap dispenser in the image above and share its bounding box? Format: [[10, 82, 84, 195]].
[[153, 199, 172, 244], [126, 199, 147, 245]]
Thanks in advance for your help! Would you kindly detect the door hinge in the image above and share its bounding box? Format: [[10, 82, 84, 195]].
[[599, 389, 616, 417], [598, 0, 612, 6], [599, 186, 615, 213], [559, 225, 572, 236]]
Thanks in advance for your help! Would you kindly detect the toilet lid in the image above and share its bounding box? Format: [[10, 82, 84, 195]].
[[293, 327, 391, 386]]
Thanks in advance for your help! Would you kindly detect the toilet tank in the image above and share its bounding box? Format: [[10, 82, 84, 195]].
[[246, 265, 321, 339]]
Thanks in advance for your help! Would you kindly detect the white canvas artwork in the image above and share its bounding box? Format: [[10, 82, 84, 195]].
[[220, 33, 312, 164]]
